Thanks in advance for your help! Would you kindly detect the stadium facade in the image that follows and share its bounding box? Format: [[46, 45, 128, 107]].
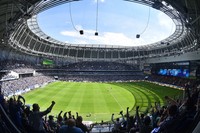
[[1, 1, 200, 133], [0, 0, 200, 69]]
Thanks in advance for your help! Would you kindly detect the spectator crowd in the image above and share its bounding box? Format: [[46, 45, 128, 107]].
[[0, 78, 199, 133], [0, 60, 200, 133]]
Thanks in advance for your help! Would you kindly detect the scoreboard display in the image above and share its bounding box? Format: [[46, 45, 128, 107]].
[[158, 68, 189, 77], [42, 59, 54, 65], [151, 61, 190, 78]]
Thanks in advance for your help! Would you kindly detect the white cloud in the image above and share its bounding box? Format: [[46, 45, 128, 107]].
[[74, 25, 83, 31], [93, 0, 105, 3], [59, 6, 175, 47], [97, 32, 134, 45], [157, 12, 175, 34], [60, 29, 147, 46], [76, 40, 88, 44], [60, 31, 78, 37], [39, 0, 177, 47], [60, 24, 85, 37]]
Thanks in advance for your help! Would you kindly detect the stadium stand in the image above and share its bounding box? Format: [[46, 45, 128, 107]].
[[0, 59, 200, 133], [0, 0, 200, 133], [36, 61, 144, 82]]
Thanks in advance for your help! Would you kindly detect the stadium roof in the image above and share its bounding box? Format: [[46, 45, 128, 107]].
[[35, 0, 176, 47], [0, 0, 200, 61]]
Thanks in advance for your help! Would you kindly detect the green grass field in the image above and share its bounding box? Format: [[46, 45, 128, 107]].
[[22, 81, 183, 122]]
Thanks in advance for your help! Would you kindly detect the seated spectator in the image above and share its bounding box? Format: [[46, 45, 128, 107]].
[[28, 101, 55, 133], [59, 118, 84, 133]]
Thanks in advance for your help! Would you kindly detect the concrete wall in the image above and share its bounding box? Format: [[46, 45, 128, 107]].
[[144, 50, 200, 64]]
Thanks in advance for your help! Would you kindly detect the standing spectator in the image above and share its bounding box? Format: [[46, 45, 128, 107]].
[[8, 96, 23, 130], [76, 116, 90, 133], [57, 111, 64, 127], [29, 101, 55, 133], [47, 115, 57, 133], [157, 104, 178, 133], [126, 107, 136, 131], [111, 111, 125, 133], [130, 106, 152, 133], [59, 118, 83, 133]]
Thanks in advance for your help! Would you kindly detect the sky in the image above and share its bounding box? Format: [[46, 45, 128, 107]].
[[37, 0, 175, 47]]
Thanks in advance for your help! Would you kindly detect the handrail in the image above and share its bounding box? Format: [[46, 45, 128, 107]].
[[0, 104, 21, 133]]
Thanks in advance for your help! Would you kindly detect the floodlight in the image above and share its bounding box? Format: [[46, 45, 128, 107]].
[[136, 34, 140, 38], [79, 30, 84, 35]]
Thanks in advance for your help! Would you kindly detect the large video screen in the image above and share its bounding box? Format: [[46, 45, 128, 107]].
[[158, 68, 189, 77], [42, 59, 54, 65]]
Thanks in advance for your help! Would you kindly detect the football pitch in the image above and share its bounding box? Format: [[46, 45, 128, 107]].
[[22, 81, 183, 122]]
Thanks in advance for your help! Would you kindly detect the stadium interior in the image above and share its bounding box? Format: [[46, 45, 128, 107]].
[[0, 0, 200, 133]]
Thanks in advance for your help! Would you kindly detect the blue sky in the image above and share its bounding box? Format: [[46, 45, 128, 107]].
[[37, 0, 175, 46]]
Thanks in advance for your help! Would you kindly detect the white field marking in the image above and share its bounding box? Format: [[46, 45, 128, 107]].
[[108, 88, 124, 111]]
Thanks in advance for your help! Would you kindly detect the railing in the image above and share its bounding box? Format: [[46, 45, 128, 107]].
[[0, 104, 21, 133]]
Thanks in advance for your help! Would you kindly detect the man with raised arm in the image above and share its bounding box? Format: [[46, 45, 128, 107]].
[[111, 110, 125, 133], [29, 101, 55, 133]]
